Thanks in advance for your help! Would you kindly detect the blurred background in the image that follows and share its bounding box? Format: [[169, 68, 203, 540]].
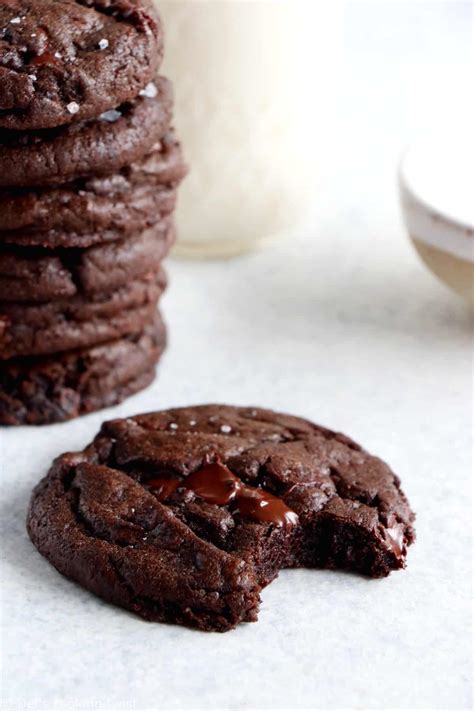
[[160, 0, 472, 267], [160, 0, 473, 338]]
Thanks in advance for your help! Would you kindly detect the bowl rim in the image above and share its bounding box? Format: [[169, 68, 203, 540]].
[[398, 145, 474, 237]]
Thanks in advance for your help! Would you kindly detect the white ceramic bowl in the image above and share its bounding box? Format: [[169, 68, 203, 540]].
[[399, 130, 474, 305]]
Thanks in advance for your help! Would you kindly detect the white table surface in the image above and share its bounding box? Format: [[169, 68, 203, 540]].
[[1, 3, 472, 710]]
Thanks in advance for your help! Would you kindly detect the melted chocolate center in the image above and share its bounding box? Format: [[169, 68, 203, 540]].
[[146, 477, 180, 501], [233, 487, 299, 527], [30, 51, 61, 67], [384, 521, 405, 557], [145, 462, 299, 528], [184, 462, 241, 505]]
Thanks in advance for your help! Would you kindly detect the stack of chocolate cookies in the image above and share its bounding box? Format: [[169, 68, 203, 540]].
[[0, 0, 186, 425]]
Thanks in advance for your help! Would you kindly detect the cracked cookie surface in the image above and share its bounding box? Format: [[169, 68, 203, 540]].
[[0, 268, 166, 357], [0, 0, 162, 130], [0, 131, 186, 248], [0, 77, 172, 187], [0, 219, 174, 302], [27, 405, 415, 631]]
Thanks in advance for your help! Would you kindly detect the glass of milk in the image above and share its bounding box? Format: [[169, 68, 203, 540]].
[[157, 0, 339, 258]]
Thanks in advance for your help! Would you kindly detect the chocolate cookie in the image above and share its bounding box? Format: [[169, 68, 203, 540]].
[[0, 133, 186, 248], [0, 315, 166, 426], [0, 0, 163, 130], [0, 77, 173, 187], [27, 405, 415, 631], [0, 220, 174, 302], [0, 268, 165, 358]]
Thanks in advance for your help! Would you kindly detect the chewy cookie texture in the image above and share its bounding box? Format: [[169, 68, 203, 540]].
[[27, 405, 416, 631], [0, 1, 186, 424], [0, 317, 166, 425]]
